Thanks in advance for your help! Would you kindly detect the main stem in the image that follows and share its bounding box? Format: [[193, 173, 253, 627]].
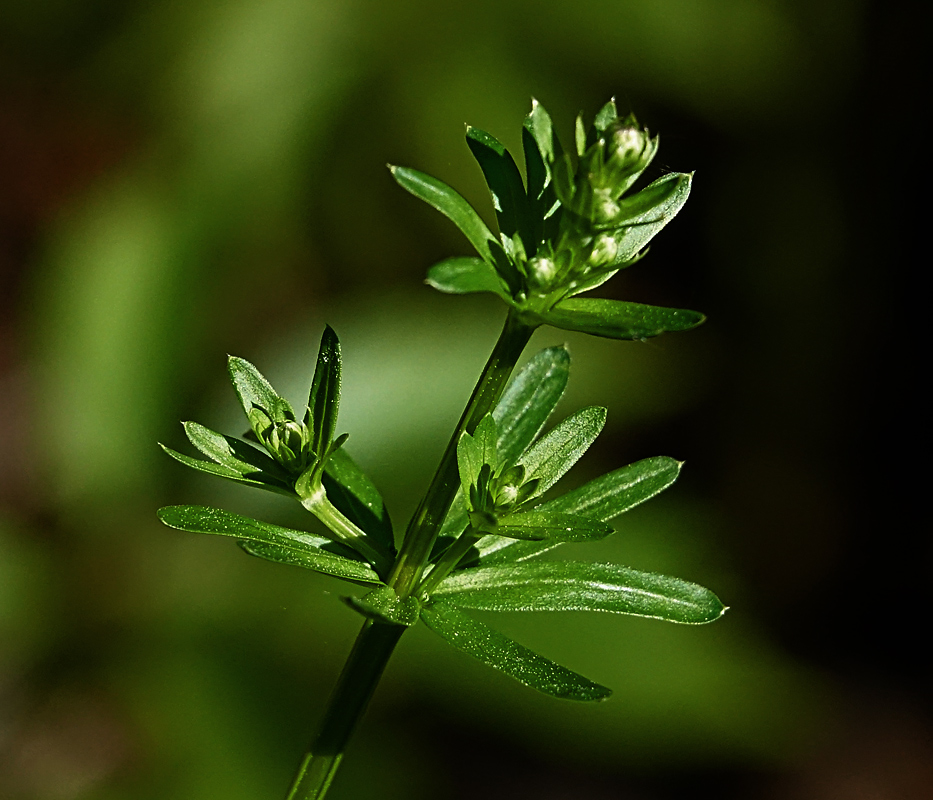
[[286, 621, 404, 800], [287, 309, 534, 800]]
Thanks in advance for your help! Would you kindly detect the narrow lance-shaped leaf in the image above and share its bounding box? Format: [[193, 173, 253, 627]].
[[457, 432, 482, 497], [472, 414, 498, 472], [322, 448, 395, 556], [537, 456, 682, 522], [497, 511, 612, 542], [523, 99, 559, 182], [307, 325, 341, 457], [473, 457, 684, 567], [159, 444, 293, 495], [434, 562, 726, 624], [520, 406, 607, 496], [426, 257, 508, 298], [228, 356, 292, 420], [238, 541, 382, 586], [492, 345, 569, 468], [389, 166, 498, 265], [606, 173, 692, 264], [157, 505, 383, 584], [541, 298, 705, 340], [182, 421, 287, 478], [421, 601, 611, 701], [466, 126, 535, 255]]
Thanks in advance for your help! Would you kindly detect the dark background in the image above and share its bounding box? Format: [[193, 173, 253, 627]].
[[0, 1, 925, 798]]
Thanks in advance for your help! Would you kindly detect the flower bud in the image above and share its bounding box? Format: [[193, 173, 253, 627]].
[[608, 125, 649, 173], [588, 234, 618, 267], [526, 256, 557, 290], [264, 419, 310, 472]]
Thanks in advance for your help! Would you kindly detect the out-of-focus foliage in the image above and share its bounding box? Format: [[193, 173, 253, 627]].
[[3, 1, 924, 799]]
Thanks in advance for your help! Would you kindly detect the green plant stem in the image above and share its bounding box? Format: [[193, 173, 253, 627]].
[[300, 485, 393, 577], [389, 310, 535, 596], [288, 310, 534, 799], [416, 526, 482, 597], [286, 620, 405, 800]]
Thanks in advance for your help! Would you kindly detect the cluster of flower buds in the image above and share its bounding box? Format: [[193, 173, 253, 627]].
[[467, 461, 540, 532], [565, 111, 659, 230], [247, 403, 317, 474], [392, 97, 702, 341]]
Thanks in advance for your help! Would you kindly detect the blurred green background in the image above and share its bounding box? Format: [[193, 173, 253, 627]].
[[0, 1, 925, 798]]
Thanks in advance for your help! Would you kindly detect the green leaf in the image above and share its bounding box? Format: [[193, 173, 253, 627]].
[[421, 601, 611, 701], [389, 166, 498, 264], [457, 413, 499, 497], [541, 298, 705, 340], [481, 519, 548, 541], [472, 414, 498, 469], [238, 541, 381, 585], [574, 112, 587, 158], [610, 172, 690, 227], [457, 432, 482, 496], [473, 457, 682, 567], [426, 257, 507, 297], [157, 505, 382, 583], [492, 346, 569, 469], [538, 456, 682, 522], [322, 448, 395, 556], [523, 99, 558, 177], [159, 444, 293, 495], [307, 325, 341, 458], [466, 127, 535, 253], [606, 173, 692, 263], [593, 99, 618, 133], [434, 562, 727, 624], [228, 356, 292, 420], [498, 511, 612, 542], [437, 488, 469, 542], [520, 406, 606, 495], [345, 586, 421, 626], [183, 422, 286, 478]]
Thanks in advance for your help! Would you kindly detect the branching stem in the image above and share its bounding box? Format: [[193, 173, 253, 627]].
[[289, 310, 534, 800], [388, 310, 535, 596]]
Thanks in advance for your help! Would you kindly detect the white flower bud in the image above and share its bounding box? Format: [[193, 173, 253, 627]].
[[588, 234, 618, 267], [527, 256, 557, 289]]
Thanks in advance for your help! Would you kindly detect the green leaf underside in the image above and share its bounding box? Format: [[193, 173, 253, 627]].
[[426, 256, 506, 298], [433, 562, 726, 624], [492, 346, 569, 468], [228, 356, 291, 419], [308, 325, 341, 457], [157, 505, 382, 583], [520, 406, 606, 496], [238, 541, 382, 584], [606, 173, 692, 265], [322, 448, 395, 556], [183, 422, 285, 477], [390, 166, 496, 263], [473, 456, 682, 567], [542, 299, 705, 340], [421, 601, 611, 701], [159, 445, 292, 494], [466, 126, 535, 253]]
